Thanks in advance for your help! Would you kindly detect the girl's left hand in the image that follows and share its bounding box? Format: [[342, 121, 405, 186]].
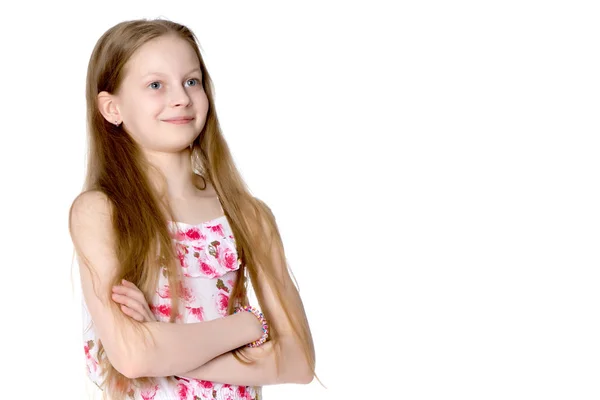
[[111, 279, 157, 322]]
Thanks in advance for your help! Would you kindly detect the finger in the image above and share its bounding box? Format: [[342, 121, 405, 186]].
[[113, 284, 140, 295], [112, 293, 146, 315], [112, 288, 154, 318], [112, 286, 148, 304], [116, 283, 147, 302], [114, 294, 156, 323], [120, 304, 144, 322], [121, 279, 137, 288], [114, 279, 141, 292], [111, 293, 129, 306], [121, 302, 155, 323], [112, 284, 154, 322]]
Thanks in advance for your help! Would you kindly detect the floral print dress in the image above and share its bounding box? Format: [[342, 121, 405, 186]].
[[82, 213, 261, 400]]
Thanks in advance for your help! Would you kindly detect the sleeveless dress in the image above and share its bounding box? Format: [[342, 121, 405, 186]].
[[81, 213, 261, 400]]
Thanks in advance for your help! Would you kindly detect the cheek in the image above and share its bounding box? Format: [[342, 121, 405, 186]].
[[122, 98, 163, 140], [194, 92, 210, 114], [138, 96, 164, 119], [124, 91, 162, 117]]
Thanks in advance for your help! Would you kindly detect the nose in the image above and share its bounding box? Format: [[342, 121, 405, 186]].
[[169, 85, 192, 107]]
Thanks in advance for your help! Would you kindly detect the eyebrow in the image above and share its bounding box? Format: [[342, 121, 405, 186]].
[[141, 67, 202, 78]]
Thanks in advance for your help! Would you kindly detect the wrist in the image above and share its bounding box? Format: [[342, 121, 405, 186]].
[[230, 311, 262, 344], [234, 305, 269, 348]]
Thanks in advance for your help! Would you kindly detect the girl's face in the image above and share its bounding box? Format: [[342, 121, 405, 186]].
[[116, 35, 209, 153]]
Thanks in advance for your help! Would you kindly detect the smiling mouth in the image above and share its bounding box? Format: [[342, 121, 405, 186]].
[[163, 118, 194, 124]]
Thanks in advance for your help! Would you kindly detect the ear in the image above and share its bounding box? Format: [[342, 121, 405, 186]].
[[97, 91, 122, 125]]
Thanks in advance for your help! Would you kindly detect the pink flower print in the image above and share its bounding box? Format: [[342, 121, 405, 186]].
[[177, 281, 194, 303], [185, 306, 205, 321], [219, 246, 239, 271], [190, 379, 217, 400], [83, 340, 98, 372], [140, 385, 159, 400], [185, 227, 206, 241], [175, 243, 189, 267], [220, 385, 235, 400], [157, 284, 171, 299], [216, 291, 230, 316], [171, 229, 187, 242], [238, 386, 253, 399], [150, 304, 172, 319], [207, 223, 224, 237], [176, 380, 191, 400], [198, 380, 213, 389], [200, 260, 217, 277], [227, 279, 235, 287]]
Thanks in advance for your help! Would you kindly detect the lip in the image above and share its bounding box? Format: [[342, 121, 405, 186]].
[[163, 117, 194, 124]]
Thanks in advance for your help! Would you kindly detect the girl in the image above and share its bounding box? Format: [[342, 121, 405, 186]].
[[69, 18, 315, 400]]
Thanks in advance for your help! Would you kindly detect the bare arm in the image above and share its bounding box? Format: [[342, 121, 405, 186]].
[[181, 337, 312, 385], [180, 207, 315, 385], [70, 191, 263, 379]]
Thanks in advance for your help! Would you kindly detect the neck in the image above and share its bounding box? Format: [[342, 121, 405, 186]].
[[144, 148, 199, 199]]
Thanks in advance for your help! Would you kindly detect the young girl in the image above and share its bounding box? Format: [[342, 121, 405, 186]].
[[69, 18, 315, 400]]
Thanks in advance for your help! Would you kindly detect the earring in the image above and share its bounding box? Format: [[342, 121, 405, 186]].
[[114, 120, 121, 127]]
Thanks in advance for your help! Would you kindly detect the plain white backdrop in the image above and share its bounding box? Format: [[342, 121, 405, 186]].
[[0, 1, 599, 399]]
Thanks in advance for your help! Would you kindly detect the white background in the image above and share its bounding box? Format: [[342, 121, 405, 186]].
[[0, 1, 599, 399]]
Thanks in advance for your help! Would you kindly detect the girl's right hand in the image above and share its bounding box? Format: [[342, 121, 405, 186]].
[[112, 279, 157, 322]]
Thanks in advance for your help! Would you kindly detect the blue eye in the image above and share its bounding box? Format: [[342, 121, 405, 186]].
[[186, 78, 199, 87], [149, 81, 162, 89]]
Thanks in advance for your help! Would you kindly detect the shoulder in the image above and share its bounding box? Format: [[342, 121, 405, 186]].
[[70, 190, 112, 218], [251, 197, 278, 238], [254, 197, 274, 216], [69, 190, 115, 247], [69, 191, 121, 295]]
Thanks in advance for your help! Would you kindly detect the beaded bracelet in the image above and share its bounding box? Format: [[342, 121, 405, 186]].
[[234, 305, 269, 348]]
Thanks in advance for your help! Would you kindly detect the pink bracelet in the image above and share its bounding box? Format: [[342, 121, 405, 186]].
[[234, 305, 269, 348]]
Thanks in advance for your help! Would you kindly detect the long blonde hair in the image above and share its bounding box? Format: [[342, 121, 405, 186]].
[[70, 18, 315, 399]]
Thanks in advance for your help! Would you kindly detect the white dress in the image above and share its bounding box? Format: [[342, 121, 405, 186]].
[[81, 214, 261, 400]]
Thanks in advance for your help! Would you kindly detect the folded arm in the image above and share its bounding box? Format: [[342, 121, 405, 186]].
[[180, 207, 315, 385], [181, 337, 312, 385], [70, 191, 263, 379]]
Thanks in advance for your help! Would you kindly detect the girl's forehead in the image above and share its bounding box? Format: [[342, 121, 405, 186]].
[[125, 36, 200, 78]]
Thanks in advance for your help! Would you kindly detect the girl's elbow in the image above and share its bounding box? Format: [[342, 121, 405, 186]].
[[280, 370, 313, 385], [280, 360, 314, 384], [294, 365, 315, 384], [116, 362, 141, 380], [304, 369, 315, 384], [108, 354, 142, 379], [108, 343, 150, 379], [279, 339, 315, 384]]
